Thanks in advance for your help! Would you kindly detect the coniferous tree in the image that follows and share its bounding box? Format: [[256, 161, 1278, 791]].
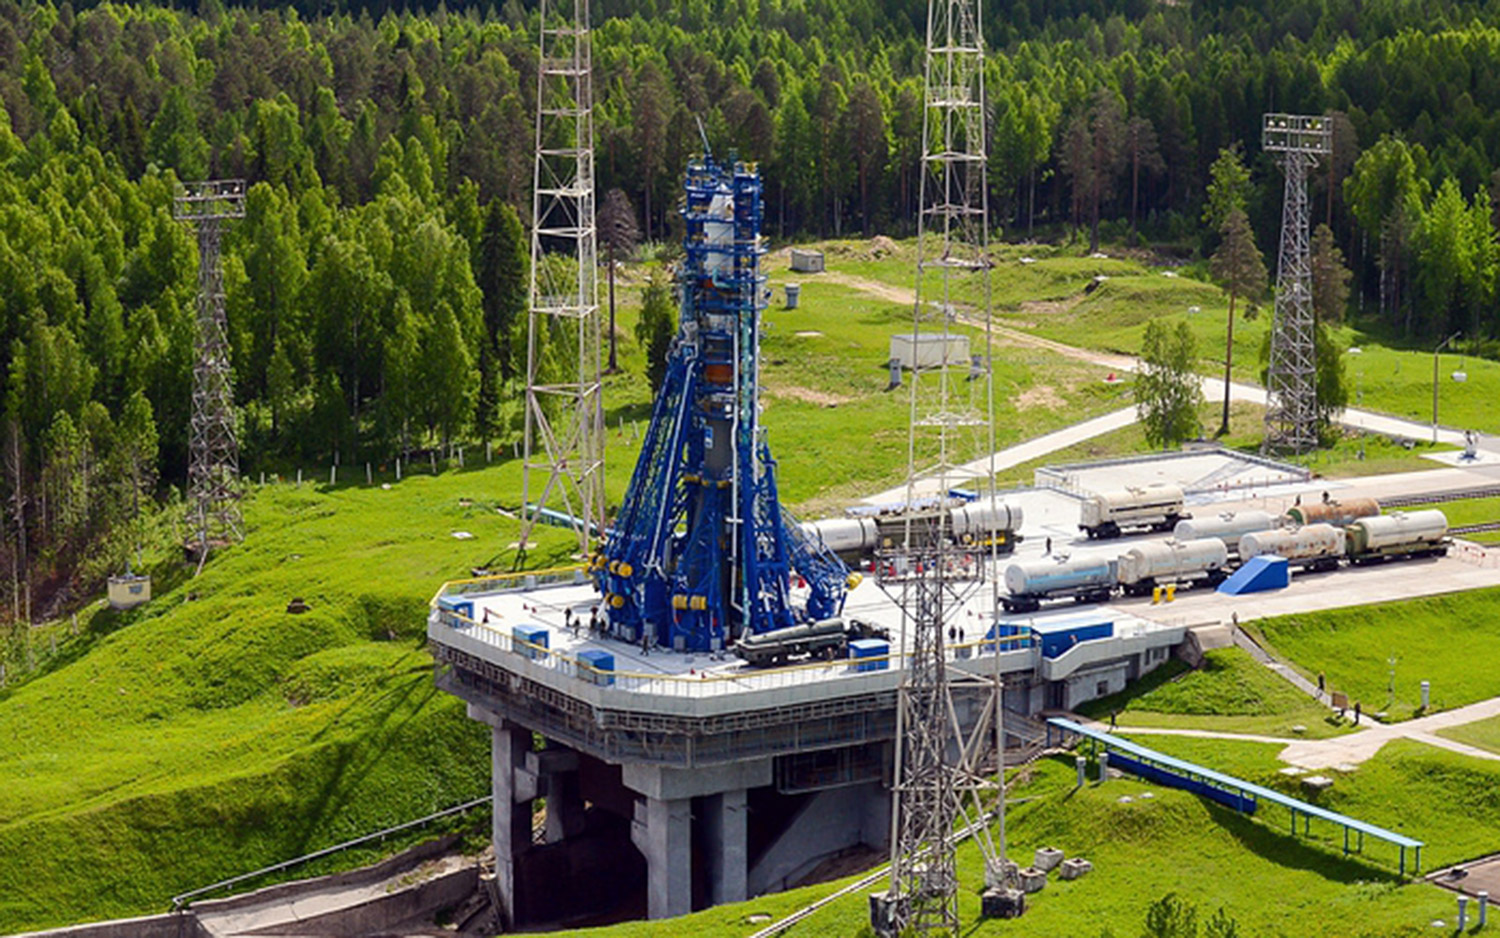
[[1209, 208, 1267, 435], [598, 189, 640, 374]]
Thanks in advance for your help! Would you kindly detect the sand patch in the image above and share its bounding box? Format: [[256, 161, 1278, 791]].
[[1015, 385, 1066, 411], [768, 384, 853, 407], [1019, 293, 1087, 317]]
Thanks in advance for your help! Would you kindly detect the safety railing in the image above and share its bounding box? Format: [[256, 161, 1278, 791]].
[[429, 565, 589, 605], [431, 604, 1034, 700]]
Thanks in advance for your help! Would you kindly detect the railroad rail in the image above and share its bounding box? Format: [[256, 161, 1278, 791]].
[[1385, 485, 1500, 509], [1452, 521, 1500, 535]]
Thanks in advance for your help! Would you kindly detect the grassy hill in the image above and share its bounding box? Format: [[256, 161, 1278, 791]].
[[0, 469, 594, 933]]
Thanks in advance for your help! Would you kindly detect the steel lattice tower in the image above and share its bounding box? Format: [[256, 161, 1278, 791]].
[[875, 1, 1007, 934], [1262, 114, 1331, 455], [174, 180, 246, 570], [519, 0, 605, 560]]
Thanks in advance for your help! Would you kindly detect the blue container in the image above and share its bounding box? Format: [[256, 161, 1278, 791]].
[[513, 624, 550, 661], [437, 596, 475, 621], [849, 638, 890, 672], [577, 649, 615, 686], [1031, 616, 1113, 660]]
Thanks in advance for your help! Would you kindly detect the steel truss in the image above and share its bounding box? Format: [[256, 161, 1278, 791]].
[[875, 0, 1009, 934], [1262, 113, 1331, 455], [174, 180, 246, 570], [519, 0, 605, 560]]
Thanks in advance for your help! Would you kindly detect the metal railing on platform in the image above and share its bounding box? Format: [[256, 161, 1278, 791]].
[[431, 595, 1034, 700]]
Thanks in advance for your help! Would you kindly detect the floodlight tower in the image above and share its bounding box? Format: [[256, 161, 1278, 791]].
[[173, 180, 246, 571], [518, 0, 605, 560], [1262, 113, 1331, 455], [874, 0, 1008, 933]]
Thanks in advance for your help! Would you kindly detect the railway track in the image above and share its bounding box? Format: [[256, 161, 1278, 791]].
[[1452, 521, 1500, 536], [1385, 485, 1500, 509]]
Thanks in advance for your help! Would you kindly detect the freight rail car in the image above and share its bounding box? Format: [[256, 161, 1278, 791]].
[[1079, 484, 1189, 539], [801, 499, 1023, 563]]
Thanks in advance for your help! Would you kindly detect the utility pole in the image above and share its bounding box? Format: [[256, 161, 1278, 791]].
[[174, 180, 246, 573], [872, 0, 1009, 933], [1262, 114, 1331, 456], [518, 0, 605, 562], [1433, 331, 1461, 444]]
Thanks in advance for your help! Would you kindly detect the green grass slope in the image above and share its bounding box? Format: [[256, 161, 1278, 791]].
[[1251, 587, 1500, 722], [1079, 647, 1347, 738], [0, 473, 588, 933]]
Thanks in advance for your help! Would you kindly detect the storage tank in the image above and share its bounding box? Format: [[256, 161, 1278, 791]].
[[1004, 554, 1116, 597], [1346, 509, 1449, 555], [1173, 510, 1279, 552], [799, 517, 880, 555], [1116, 537, 1228, 586], [1285, 497, 1380, 527], [1239, 524, 1344, 565], [951, 501, 1023, 538]]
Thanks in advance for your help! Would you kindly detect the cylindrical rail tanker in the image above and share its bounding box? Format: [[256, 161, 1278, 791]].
[[1285, 497, 1380, 527], [799, 518, 880, 560], [1079, 483, 1188, 539], [1238, 524, 1344, 571], [1001, 553, 1116, 613], [951, 501, 1024, 550], [1173, 510, 1279, 555], [1345, 510, 1449, 562], [1115, 537, 1229, 594]]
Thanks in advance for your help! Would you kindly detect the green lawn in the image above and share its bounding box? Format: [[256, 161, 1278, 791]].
[[1249, 587, 1500, 722], [1078, 647, 1350, 739], [1126, 735, 1500, 872], [1437, 714, 1500, 755], [1402, 495, 1500, 528]]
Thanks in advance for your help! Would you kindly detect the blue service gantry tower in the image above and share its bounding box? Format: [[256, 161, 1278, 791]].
[[593, 155, 853, 652]]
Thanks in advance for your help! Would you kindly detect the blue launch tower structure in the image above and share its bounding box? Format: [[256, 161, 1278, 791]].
[[593, 155, 852, 652]]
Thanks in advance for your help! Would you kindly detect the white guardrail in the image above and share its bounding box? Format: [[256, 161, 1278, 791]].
[[430, 567, 1035, 699]]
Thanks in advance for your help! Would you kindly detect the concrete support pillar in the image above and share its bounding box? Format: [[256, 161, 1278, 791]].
[[544, 768, 586, 843], [632, 795, 692, 919], [704, 789, 748, 905], [492, 722, 533, 929]]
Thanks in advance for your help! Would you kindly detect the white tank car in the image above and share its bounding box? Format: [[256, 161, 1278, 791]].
[[1173, 510, 1279, 553], [1008, 552, 1116, 597], [799, 517, 880, 556], [1115, 537, 1229, 593], [951, 501, 1023, 538], [1079, 483, 1187, 538], [1346, 509, 1449, 558], [1238, 524, 1344, 569]]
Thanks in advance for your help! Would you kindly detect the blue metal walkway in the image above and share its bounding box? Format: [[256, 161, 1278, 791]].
[[1047, 718, 1425, 876]]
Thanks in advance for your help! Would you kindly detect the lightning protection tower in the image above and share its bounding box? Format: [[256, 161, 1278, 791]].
[[1262, 113, 1331, 455], [874, 0, 1008, 933], [519, 0, 605, 560], [174, 179, 246, 572]]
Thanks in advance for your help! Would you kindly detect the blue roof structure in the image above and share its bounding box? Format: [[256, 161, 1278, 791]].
[[1047, 718, 1424, 874]]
